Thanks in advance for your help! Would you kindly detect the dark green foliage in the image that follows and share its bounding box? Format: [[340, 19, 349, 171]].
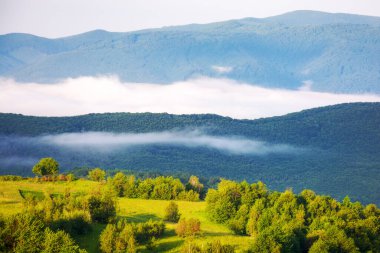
[[32, 157, 59, 177], [206, 180, 380, 253], [164, 201, 181, 222]]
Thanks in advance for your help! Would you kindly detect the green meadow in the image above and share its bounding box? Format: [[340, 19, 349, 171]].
[[0, 180, 251, 253]]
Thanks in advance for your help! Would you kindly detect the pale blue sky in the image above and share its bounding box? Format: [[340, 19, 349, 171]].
[[1, 0, 380, 38]]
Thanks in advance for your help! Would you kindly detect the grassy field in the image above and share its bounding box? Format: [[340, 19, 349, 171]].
[[0, 180, 252, 252]]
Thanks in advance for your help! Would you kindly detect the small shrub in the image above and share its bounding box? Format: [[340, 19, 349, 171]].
[[176, 218, 201, 237], [66, 173, 76, 182], [164, 201, 181, 222]]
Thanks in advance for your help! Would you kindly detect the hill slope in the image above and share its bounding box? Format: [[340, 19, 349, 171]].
[[1, 11, 380, 93], [0, 103, 380, 205]]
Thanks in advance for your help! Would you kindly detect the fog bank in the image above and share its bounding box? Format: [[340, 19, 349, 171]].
[[37, 131, 299, 155], [1, 76, 379, 119]]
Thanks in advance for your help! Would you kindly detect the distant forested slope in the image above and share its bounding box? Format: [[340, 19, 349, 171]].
[[0, 102, 380, 205], [1, 102, 379, 153]]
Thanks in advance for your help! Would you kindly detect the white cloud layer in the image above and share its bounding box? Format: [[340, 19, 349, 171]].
[[38, 131, 298, 155], [0, 76, 379, 119]]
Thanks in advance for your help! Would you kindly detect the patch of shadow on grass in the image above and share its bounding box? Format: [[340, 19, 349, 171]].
[[162, 228, 177, 238], [203, 231, 233, 237], [155, 238, 184, 252], [120, 213, 160, 223], [0, 200, 20, 204]]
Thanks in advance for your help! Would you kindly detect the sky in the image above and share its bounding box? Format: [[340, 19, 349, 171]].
[[1, 0, 380, 38]]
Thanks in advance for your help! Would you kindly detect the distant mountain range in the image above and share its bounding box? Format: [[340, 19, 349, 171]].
[[1, 102, 380, 205], [1, 10, 380, 93]]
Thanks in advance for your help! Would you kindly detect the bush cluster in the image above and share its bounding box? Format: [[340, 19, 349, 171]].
[[0, 175, 23, 181], [108, 172, 203, 201], [181, 240, 235, 253], [99, 219, 165, 253]]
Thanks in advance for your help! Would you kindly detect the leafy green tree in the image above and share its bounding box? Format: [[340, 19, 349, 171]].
[[136, 178, 154, 199], [88, 168, 106, 182], [206, 188, 237, 223], [124, 175, 136, 198], [32, 157, 59, 177], [164, 201, 181, 222], [110, 172, 127, 196]]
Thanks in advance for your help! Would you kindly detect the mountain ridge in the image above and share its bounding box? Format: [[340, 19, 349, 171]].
[[1, 10, 380, 93]]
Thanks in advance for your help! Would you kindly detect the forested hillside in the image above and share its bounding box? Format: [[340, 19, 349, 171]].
[[1, 102, 379, 152], [0, 103, 380, 205]]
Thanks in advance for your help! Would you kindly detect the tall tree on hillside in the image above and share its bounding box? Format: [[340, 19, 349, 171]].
[[32, 157, 59, 177]]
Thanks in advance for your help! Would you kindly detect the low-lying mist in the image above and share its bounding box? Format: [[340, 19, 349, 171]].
[[1, 76, 379, 119], [39, 131, 299, 155], [0, 130, 301, 157]]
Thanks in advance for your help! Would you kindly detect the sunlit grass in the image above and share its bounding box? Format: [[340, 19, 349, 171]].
[[0, 180, 252, 252]]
